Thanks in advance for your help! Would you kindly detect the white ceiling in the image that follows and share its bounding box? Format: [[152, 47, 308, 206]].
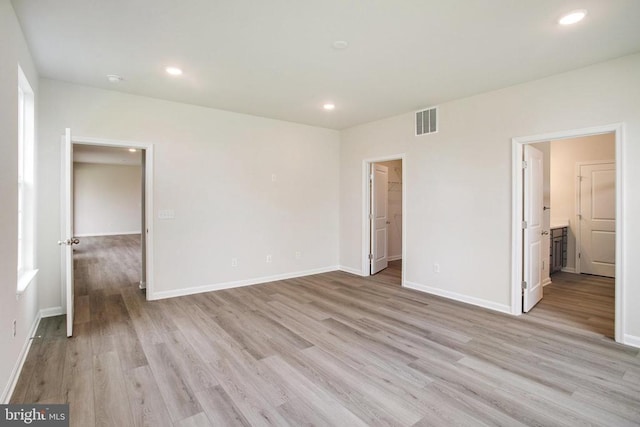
[[11, 0, 640, 129], [74, 144, 142, 166]]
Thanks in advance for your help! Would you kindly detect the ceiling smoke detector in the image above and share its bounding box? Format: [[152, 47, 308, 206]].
[[332, 40, 349, 50]]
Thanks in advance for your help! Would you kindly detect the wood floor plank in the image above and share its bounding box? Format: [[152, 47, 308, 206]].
[[123, 365, 173, 427], [194, 385, 251, 427], [143, 342, 202, 423], [74, 295, 90, 324], [261, 355, 368, 427], [23, 335, 66, 403], [174, 412, 211, 427], [93, 351, 134, 427], [63, 369, 95, 427]]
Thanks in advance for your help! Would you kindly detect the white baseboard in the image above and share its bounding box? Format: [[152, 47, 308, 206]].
[[623, 334, 640, 349], [403, 280, 512, 315], [542, 277, 552, 287], [40, 306, 64, 317], [75, 231, 141, 237], [149, 266, 340, 300], [388, 255, 402, 262], [561, 267, 577, 273], [338, 265, 366, 276], [1, 311, 42, 403]]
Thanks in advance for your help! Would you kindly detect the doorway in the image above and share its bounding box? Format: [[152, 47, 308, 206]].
[[362, 155, 405, 286], [73, 144, 145, 290], [512, 124, 624, 343], [60, 132, 154, 337]]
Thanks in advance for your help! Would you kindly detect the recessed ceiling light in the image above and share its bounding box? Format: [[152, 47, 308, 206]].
[[559, 9, 587, 25], [165, 66, 183, 76], [106, 74, 123, 83], [128, 148, 137, 152], [332, 40, 348, 50], [323, 103, 336, 111]]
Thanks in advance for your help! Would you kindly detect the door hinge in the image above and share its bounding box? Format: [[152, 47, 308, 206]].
[[577, 213, 582, 219], [521, 281, 528, 290], [369, 214, 373, 220], [370, 174, 374, 181], [578, 253, 581, 259], [368, 253, 373, 260], [522, 161, 528, 169], [521, 220, 528, 229]]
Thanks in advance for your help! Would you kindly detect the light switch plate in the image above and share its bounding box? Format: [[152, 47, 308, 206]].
[[158, 209, 175, 219]]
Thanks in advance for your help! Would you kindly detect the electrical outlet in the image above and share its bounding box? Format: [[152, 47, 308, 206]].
[[433, 263, 440, 273], [12, 320, 16, 337], [231, 258, 238, 267], [295, 251, 301, 259], [266, 254, 272, 263]]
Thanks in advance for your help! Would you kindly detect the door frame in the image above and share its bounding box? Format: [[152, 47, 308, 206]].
[[574, 160, 615, 275], [362, 154, 406, 284], [511, 123, 624, 343], [62, 135, 155, 305]]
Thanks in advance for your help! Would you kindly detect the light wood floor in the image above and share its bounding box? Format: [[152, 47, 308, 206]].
[[11, 236, 640, 426]]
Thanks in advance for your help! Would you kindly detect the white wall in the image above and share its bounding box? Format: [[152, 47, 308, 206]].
[[340, 53, 640, 344], [74, 162, 142, 236], [376, 160, 403, 260], [37, 79, 340, 305], [550, 133, 616, 272], [0, 2, 40, 402]]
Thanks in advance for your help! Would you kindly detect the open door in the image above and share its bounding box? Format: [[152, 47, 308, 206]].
[[523, 145, 544, 312], [58, 128, 77, 337], [370, 164, 389, 275]]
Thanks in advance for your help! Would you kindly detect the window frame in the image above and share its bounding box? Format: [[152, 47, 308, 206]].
[[17, 65, 37, 294]]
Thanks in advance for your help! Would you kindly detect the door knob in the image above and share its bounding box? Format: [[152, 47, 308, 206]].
[[541, 230, 549, 236], [58, 238, 80, 246]]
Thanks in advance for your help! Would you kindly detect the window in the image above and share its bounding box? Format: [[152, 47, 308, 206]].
[[17, 65, 37, 293]]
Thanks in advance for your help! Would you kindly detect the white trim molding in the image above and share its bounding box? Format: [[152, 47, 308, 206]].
[[511, 123, 625, 343], [16, 269, 38, 295], [75, 231, 141, 238], [623, 334, 640, 349], [404, 280, 511, 315], [339, 265, 366, 276], [40, 306, 64, 317], [1, 311, 42, 403], [149, 266, 340, 300]]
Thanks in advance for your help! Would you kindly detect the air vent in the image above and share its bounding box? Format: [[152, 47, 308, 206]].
[[416, 106, 438, 136]]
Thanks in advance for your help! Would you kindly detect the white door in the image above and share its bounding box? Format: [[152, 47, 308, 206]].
[[59, 128, 77, 337], [579, 162, 615, 277], [370, 164, 389, 274], [523, 145, 544, 312]]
